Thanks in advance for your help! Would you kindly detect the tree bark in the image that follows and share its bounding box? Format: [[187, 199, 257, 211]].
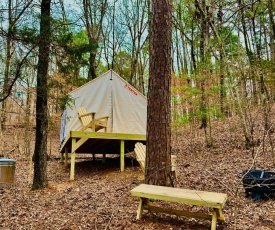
[[145, 0, 173, 186], [32, 0, 51, 190], [88, 51, 97, 80]]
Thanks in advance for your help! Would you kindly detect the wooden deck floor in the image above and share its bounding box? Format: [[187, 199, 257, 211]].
[[60, 131, 146, 180]]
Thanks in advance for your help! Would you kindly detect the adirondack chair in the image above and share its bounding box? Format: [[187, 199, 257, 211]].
[[77, 107, 109, 132], [134, 142, 177, 179]]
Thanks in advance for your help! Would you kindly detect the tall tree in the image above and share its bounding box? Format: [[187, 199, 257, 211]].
[[145, 0, 173, 186], [195, 0, 213, 147], [32, 0, 51, 190], [120, 0, 149, 87], [238, 0, 258, 103], [1, 0, 33, 130], [268, 0, 275, 63], [82, 0, 107, 80], [1, 0, 13, 130]]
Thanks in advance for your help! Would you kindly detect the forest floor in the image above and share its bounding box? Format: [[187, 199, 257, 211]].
[[0, 107, 275, 230]]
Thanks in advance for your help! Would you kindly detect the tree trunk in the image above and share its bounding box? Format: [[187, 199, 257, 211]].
[[1, 0, 13, 130], [88, 51, 97, 80], [145, 0, 173, 186], [196, 0, 213, 147], [217, 4, 226, 115], [83, 0, 107, 80], [230, 77, 252, 149], [32, 0, 51, 190], [238, 0, 257, 103]]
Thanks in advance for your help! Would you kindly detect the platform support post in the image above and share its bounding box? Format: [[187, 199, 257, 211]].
[[70, 138, 76, 180], [120, 140, 125, 172], [64, 147, 68, 167], [60, 152, 64, 163]]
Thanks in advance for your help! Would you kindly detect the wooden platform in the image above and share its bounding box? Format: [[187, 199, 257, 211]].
[[131, 184, 227, 230], [60, 131, 146, 180]]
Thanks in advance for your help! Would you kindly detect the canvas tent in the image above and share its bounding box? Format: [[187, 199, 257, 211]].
[[60, 70, 147, 144]]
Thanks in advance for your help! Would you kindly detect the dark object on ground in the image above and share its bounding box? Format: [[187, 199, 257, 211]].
[[241, 170, 275, 202]]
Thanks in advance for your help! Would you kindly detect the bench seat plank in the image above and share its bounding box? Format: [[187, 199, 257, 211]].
[[131, 184, 227, 209]]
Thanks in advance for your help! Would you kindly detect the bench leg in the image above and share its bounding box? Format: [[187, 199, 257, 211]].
[[136, 198, 148, 220], [211, 209, 218, 230], [215, 208, 225, 221]]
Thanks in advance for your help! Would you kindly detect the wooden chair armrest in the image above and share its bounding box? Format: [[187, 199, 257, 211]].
[[96, 116, 109, 120], [78, 112, 96, 118]]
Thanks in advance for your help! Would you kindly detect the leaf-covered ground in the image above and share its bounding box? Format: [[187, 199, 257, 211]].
[[0, 108, 275, 230]]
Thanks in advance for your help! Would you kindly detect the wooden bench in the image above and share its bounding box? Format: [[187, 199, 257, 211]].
[[131, 184, 227, 230]]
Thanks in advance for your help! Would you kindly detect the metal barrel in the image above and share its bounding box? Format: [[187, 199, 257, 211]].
[[0, 158, 16, 188]]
